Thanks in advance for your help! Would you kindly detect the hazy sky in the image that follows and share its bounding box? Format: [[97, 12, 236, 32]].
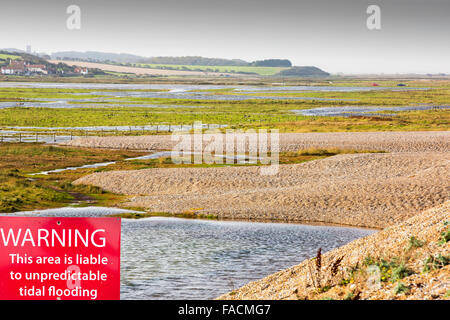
[[1, 0, 449, 74]]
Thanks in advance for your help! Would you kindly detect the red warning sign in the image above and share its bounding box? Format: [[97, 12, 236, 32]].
[[0, 216, 121, 300]]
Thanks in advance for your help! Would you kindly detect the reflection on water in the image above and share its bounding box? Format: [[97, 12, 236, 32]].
[[2, 206, 375, 300], [121, 218, 374, 300], [293, 105, 449, 117], [0, 82, 428, 92], [0, 100, 208, 109], [5, 123, 225, 132], [236, 85, 428, 92], [29, 151, 262, 175], [92, 90, 347, 101], [0, 82, 428, 103]]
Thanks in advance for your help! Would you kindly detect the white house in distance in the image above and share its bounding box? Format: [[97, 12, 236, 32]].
[[1, 60, 26, 75], [74, 67, 89, 75], [27, 64, 48, 75], [0, 66, 17, 75], [0, 60, 48, 75]]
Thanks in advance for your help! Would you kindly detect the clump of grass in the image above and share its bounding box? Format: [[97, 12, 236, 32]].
[[390, 263, 415, 282], [308, 250, 347, 295], [407, 236, 426, 250], [438, 221, 450, 245], [394, 282, 410, 295], [317, 285, 331, 293], [362, 256, 414, 282], [307, 248, 323, 289], [344, 290, 361, 300], [422, 254, 449, 273], [110, 212, 156, 219], [0, 177, 73, 212], [343, 291, 354, 300], [58, 181, 104, 194], [111, 210, 218, 220], [330, 256, 344, 278], [296, 147, 384, 157], [363, 255, 376, 266]]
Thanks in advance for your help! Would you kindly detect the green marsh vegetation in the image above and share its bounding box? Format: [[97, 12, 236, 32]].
[[0, 143, 147, 213], [0, 105, 447, 133], [0, 80, 448, 132], [108, 210, 219, 220]]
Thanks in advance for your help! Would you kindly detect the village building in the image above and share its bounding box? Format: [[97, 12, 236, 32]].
[[1, 60, 26, 75], [74, 67, 89, 75], [0, 60, 48, 75], [27, 64, 48, 75]]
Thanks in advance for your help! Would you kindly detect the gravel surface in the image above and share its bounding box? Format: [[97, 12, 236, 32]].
[[66, 130, 450, 299], [74, 151, 450, 229], [61, 131, 450, 153]]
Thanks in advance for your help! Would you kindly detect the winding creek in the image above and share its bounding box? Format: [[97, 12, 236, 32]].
[[27, 151, 259, 175], [2, 206, 375, 299], [292, 105, 450, 117]]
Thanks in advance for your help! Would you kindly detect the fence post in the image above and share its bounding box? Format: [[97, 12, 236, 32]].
[[36, 133, 38, 143], [19, 133, 21, 143]]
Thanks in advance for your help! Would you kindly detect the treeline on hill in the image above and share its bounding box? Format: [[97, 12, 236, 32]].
[[51, 51, 144, 64], [140, 56, 250, 66], [277, 66, 330, 77], [51, 51, 293, 67], [252, 59, 292, 67]]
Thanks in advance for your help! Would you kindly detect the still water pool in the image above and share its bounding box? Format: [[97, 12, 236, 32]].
[[3, 206, 375, 299]]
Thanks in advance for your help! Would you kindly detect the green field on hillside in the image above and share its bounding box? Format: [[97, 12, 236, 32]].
[[135, 63, 288, 76], [0, 53, 22, 62]]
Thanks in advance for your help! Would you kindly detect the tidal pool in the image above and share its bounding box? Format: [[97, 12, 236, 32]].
[[0, 82, 426, 102], [292, 105, 449, 117], [2, 206, 375, 300]]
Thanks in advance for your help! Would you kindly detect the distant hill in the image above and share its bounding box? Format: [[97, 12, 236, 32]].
[[51, 52, 249, 66], [140, 56, 249, 66], [277, 66, 330, 77], [51, 51, 144, 64], [1, 48, 26, 53], [50, 51, 293, 68], [2, 49, 327, 77]]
